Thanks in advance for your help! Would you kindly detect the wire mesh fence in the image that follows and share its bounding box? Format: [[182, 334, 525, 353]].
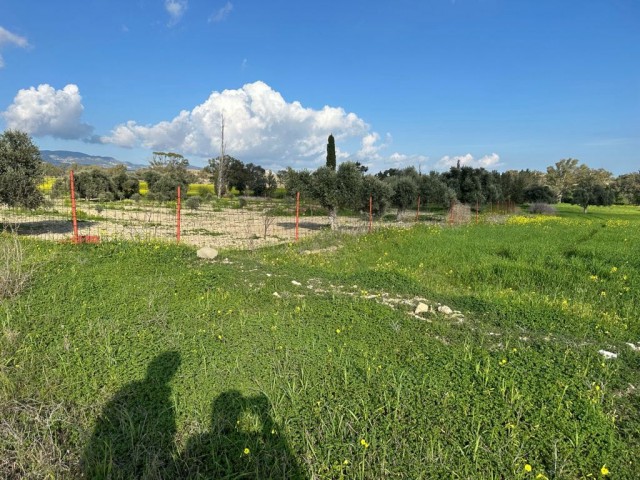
[[2, 173, 517, 248]]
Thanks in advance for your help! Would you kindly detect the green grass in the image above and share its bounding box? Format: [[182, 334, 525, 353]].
[[1, 205, 639, 478]]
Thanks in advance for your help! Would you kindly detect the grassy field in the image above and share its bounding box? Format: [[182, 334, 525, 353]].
[[1, 204, 639, 478]]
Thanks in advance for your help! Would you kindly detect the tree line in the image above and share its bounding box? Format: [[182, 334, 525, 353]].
[[1, 130, 639, 216]]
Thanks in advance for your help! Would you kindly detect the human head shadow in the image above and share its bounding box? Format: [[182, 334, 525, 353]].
[[180, 390, 306, 479], [81, 351, 181, 479]]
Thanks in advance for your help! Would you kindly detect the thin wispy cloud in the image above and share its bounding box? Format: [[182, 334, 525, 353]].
[[165, 0, 188, 26], [0, 26, 29, 68], [209, 2, 233, 23]]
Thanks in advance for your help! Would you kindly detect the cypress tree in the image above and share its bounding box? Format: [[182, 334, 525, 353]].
[[326, 134, 336, 171]]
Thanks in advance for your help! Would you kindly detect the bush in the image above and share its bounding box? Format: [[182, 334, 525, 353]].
[[50, 178, 70, 199], [185, 196, 201, 210], [238, 198, 247, 208], [529, 203, 557, 215], [97, 192, 114, 203], [131, 193, 142, 203], [95, 205, 104, 214], [272, 187, 287, 199]]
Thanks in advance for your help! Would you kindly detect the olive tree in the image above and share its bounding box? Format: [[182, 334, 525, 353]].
[[0, 130, 44, 209]]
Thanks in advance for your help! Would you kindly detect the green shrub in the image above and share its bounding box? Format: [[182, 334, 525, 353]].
[[97, 192, 114, 203], [185, 196, 201, 210]]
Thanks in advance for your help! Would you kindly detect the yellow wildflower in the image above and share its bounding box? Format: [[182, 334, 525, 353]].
[[524, 464, 532, 472], [243, 448, 250, 455], [600, 464, 609, 476], [360, 438, 369, 448]]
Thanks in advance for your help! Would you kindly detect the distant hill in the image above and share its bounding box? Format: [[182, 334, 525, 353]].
[[40, 150, 145, 170]]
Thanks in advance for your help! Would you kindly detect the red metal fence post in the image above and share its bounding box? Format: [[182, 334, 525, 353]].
[[176, 186, 181, 243], [69, 170, 79, 243], [295, 191, 300, 242]]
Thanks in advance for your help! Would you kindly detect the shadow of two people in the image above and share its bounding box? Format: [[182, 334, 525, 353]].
[[82, 351, 304, 479]]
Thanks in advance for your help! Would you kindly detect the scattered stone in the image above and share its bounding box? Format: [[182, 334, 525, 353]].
[[415, 302, 431, 314], [407, 312, 432, 322], [291, 280, 302, 286], [197, 247, 218, 259], [437, 305, 453, 315], [266, 273, 272, 277], [598, 349, 618, 360], [625, 343, 639, 351], [272, 292, 281, 298]]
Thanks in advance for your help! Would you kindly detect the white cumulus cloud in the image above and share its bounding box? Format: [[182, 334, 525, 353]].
[[0, 26, 29, 68], [2, 84, 93, 140], [101, 81, 370, 170], [437, 153, 502, 170], [209, 2, 233, 23], [165, 0, 188, 25]]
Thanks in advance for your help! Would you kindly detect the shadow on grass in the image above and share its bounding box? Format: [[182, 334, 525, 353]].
[[83, 352, 305, 479], [180, 390, 305, 479], [2, 219, 95, 235], [277, 220, 327, 231], [81, 351, 181, 479]]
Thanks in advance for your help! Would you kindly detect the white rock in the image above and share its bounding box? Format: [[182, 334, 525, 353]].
[[197, 247, 218, 259], [415, 302, 430, 314], [598, 349, 618, 360], [273, 292, 281, 298], [437, 305, 453, 315], [291, 280, 302, 286], [625, 343, 639, 351]]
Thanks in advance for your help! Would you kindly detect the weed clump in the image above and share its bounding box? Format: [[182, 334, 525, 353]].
[[0, 234, 33, 299], [448, 202, 472, 224], [0, 399, 82, 479]]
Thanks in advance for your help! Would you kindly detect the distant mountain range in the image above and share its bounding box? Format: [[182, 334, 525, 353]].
[[41, 150, 146, 170]]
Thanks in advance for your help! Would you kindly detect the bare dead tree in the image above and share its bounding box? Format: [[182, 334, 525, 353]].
[[262, 202, 276, 239]]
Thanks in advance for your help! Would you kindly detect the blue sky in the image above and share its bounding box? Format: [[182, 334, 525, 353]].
[[0, 0, 638, 174]]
